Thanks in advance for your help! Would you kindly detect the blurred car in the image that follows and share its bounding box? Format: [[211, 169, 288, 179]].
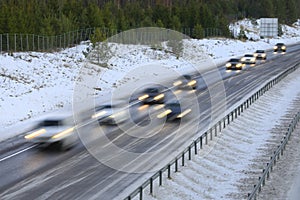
[[273, 43, 286, 52], [138, 86, 165, 104], [254, 50, 267, 60], [173, 74, 197, 90], [91, 103, 127, 125], [24, 113, 78, 151], [225, 58, 243, 70], [240, 54, 256, 64], [157, 100, 191, 122]]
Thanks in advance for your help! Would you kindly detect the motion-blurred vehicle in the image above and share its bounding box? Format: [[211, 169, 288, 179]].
[[24, 113, 78, 151], [173, 74, 197, 90], [138, 86, 165, 104], [157, 100, 191, 122], [91, 103, 127, 125], [225, 58, 243, 70], [241, 54, 256, 64], [273, 43, 286, 53], [254, 50, 267, 60]]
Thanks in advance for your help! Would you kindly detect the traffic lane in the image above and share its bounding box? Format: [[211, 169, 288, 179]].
[[0, 138, 87, 193]]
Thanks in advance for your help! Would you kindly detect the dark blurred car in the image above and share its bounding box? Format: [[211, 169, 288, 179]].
[[254, 50, 267, 60], [225, 58, 243, 70], [138, 86, 165, 104], [157, 100, 191, 122], [173, 74, 197, 90], [273, 43, 286, 52], [240, 54, 256, 64], [24, 113, 78, 151]]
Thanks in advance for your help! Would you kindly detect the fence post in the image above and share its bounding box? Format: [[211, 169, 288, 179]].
[[6, 33, 9, 51]]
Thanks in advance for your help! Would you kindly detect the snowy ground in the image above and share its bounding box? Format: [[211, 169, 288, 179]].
[[140, 65, 300, 200]]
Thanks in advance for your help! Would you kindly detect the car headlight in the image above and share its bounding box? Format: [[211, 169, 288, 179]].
[[91, 110, 107, 119], [237, 63, 242, 68], [154, 94, 164, 101], [25, 129, 46, 139], [52, 127, 75, 139], [173, 80, 182, 87], [138, 94, 149, 101], [157, 109, 172, 118], [251, 58, 255, 62], [187, 80, 196, 86], [262, 53, 266, 57], [282, 46, 286, 50], [274, 46, 278, 49], [241, 58, 246, 62], [226, 63, 231, 67], [254, 53, 258, 57]]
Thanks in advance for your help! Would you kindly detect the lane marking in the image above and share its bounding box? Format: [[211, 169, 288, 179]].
[[0, 145, 37, 162]]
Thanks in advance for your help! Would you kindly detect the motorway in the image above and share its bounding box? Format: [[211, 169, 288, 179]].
[[0, 44, 300, 200]]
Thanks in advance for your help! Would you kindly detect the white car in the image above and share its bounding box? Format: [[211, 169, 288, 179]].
[[254, 50, 267, 60], [24, 113, 78, 151], [241, 54, 256, 64]]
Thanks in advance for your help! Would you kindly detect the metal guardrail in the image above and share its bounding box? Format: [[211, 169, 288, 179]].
[[247, 111, 300, 200], [124, 63, 300, 200]]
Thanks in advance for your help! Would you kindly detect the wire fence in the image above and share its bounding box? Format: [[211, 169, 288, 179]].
[[0, 27, 224, 53]]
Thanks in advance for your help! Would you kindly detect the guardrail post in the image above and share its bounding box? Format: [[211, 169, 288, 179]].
[[168, 164, 171, 179], [210, 129, 212, 140], [139, 187, 143, 200], [175, 158, 178, 172], [214, 125, 217, 137], [219, 121, 221, 133], [182, 153, 185, 166], [200, 136, 203, 149], [223, 118, 226, 128], [150, 178, 153, 194], [227, 115, 230, 125], [188, 146, 191, 160], [262, 169, 265, 186], [159, 171, 162, 186], [205, 132, 208, 144], [270, 158, 273, 171], [194, 141, 197, 155]]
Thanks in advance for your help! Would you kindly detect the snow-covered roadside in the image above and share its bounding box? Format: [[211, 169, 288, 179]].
[[1, 19, 300, 142], [140, 66, 300, 200]]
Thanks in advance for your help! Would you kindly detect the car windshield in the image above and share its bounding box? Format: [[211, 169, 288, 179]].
[[276, 43, 284, 46], [40, 119, 63, 126], [96, 105, 113, 111], [182, 75, 192, 80], [145, 88, 159, 93], [244, 54, 253, 57], [256, 50, 264, 53], [229, 59, 239, 62], [166, 103, 181, 111]]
